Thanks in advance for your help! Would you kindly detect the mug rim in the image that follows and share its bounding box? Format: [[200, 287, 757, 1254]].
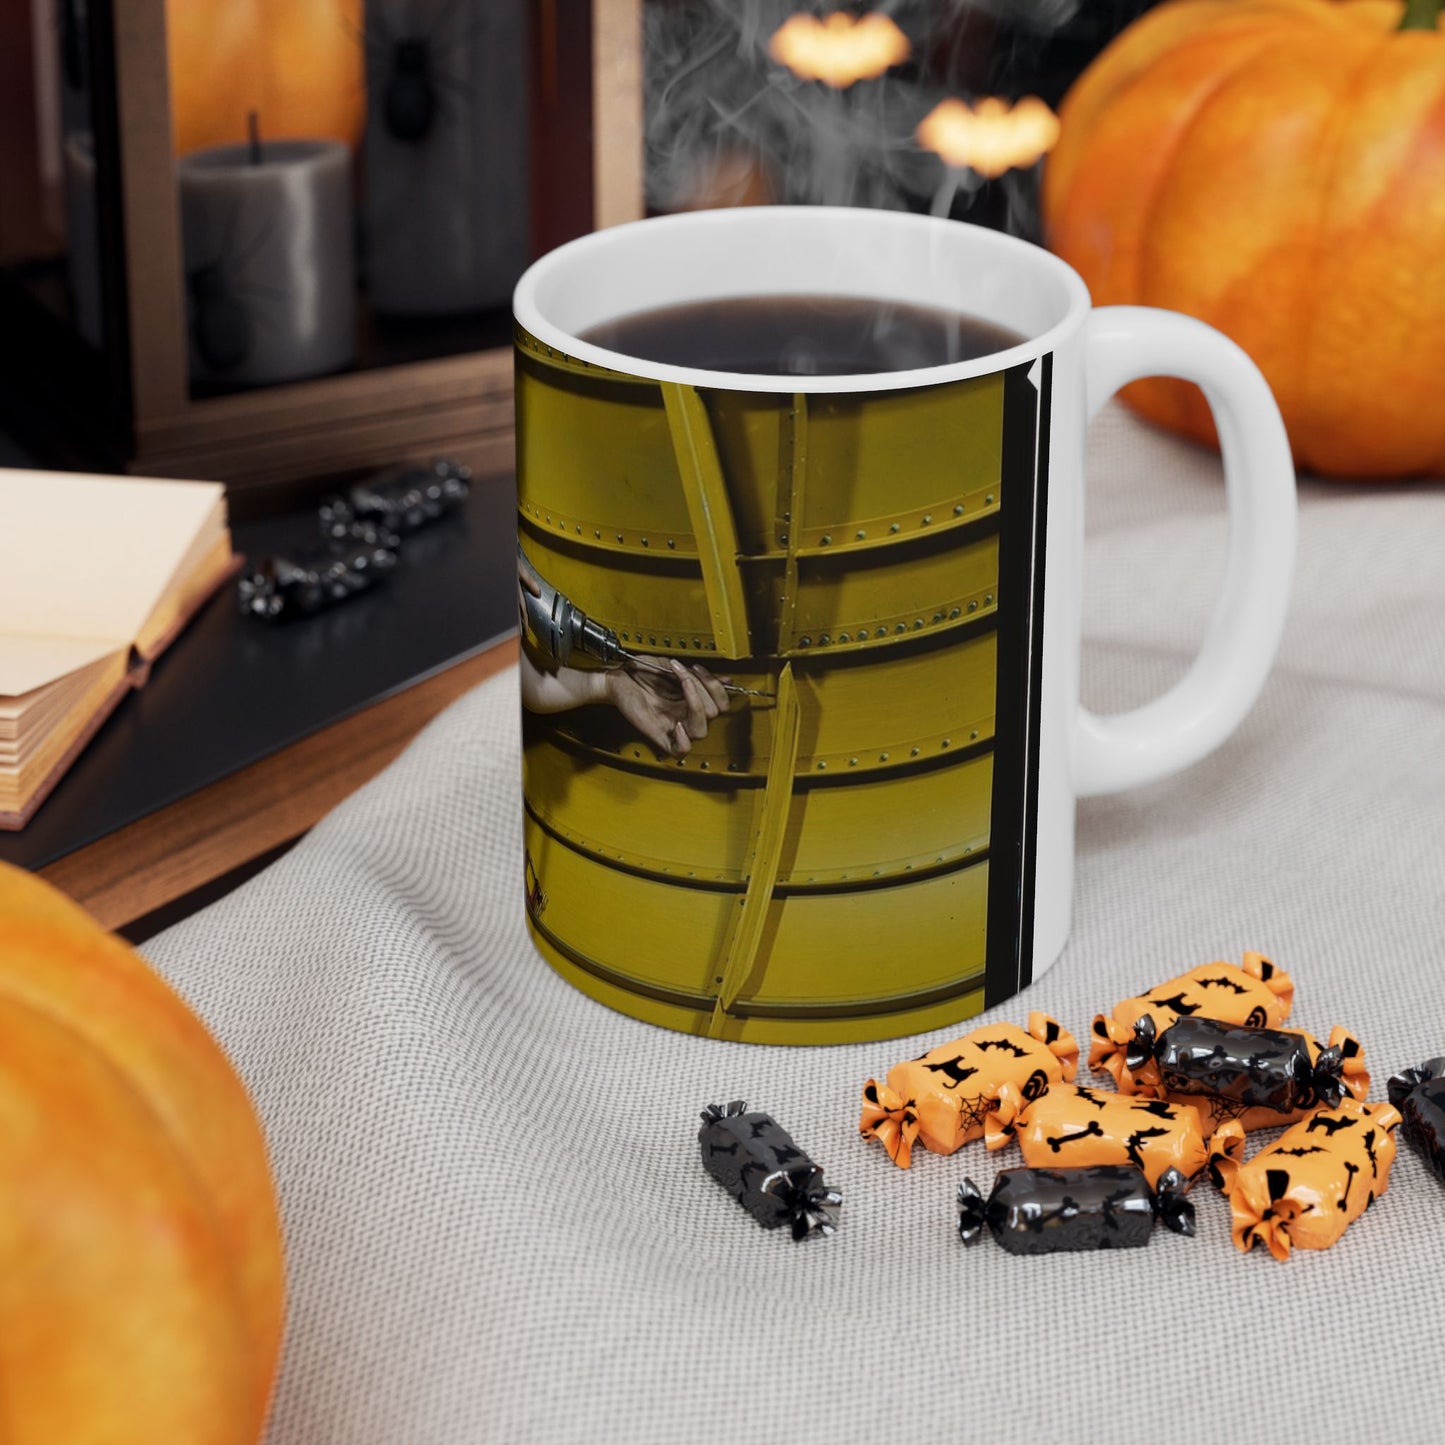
[[513, 205, 1092, 395]]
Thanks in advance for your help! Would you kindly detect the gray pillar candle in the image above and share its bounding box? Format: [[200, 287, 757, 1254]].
[[362, 0, 529, 316], [178, 138, 357, 388]]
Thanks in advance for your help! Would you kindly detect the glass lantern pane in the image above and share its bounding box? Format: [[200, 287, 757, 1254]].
[[0, 0, 108, 355], [164, 0, 540, 397]]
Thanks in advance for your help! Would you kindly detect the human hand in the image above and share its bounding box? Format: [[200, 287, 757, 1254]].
[[605, 659, 730, 757]]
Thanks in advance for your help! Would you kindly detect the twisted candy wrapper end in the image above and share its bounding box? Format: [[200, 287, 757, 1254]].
[[1088, 1014, 1136, 1091], [761, 1166, 843, 1242], [1125, 1013, 1159, 1076], [1027, 1011, 1080, 1081], [1242, 950, 1295, 1016], [700, 1100, 748, 1126], [1231, 1167, 1300, 1261], [1301, 1044, 1345, 1109], [1387, 1056, 1445, 1108], [984, 1080, 1027, 1152], [860, 1080, 920, 1169], [1328, 1026, 1370, 1104], [1207, 1120, 1248, 1190], [1152, 1166, 1195, 1236], [956, 1178, 987, 1244]]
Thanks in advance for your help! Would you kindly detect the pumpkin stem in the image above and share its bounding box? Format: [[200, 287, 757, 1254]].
[[1399, 0, 1441, 31]]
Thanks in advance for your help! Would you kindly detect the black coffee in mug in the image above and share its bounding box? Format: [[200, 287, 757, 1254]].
[[579, 294, 1024, 376]]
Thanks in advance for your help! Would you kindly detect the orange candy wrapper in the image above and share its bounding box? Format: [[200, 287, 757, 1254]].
[[1139, 1022, 1369, 1134], [1090, 951, 1294, 1094], [985, 1082, 1210, 1189], [859, 1013, 1078, 1169], [1209, 1098, 1401, 1260]]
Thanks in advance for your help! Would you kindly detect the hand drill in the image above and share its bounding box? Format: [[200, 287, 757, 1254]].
[[516, 544, 766, 696]]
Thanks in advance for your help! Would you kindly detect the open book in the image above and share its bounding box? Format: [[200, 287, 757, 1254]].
[[0, 469, 238, 829]]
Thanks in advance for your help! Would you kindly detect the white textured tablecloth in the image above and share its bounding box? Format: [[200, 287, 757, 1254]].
[[145, 405, 1445, 1445]]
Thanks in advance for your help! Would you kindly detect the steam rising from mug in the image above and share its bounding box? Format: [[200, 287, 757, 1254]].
[[643, 0, 1078, 230]]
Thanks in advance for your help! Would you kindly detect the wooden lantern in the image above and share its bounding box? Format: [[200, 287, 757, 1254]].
[[0, 0, 642, 517]]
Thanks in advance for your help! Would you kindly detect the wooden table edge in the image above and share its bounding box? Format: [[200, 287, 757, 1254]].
[[39, 638, 519, 932]]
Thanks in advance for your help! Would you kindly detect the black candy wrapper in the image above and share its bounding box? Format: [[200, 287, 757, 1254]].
[[237, 536, 399, 621], [957, 1164, 1194, 1255], [1387, 1057, 1445, 1184], [699, 1102, 842, 1241], [1128, 1014, 1344, 1114]]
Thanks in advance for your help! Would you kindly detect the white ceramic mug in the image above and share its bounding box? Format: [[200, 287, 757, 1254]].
[[513, 206, 1296, 1044]]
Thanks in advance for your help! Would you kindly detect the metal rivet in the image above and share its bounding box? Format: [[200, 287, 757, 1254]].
[[576, 524, 582, 533], [819, 635, 832, 646], [942, 739, 951, 748], [950, 608, 961, 619], [783, 510, 791, 522], [985, 594, 994, 605], [856, 529, 866, 540], [595, 529, 601, 538], [954, 504, 964, 516], [780, 534, 789, 546], [546, 514, 552, 524], [664, 637, 672, 646], [895, 623, 906, 634], [728, 762, 740, 772], [839, 633, 850, 643], [641, 537, 649, 546], [890, 523, 900, 534], [986, 493, 996, 505], [911, 747, 920, 757], [848, 757, 858, 766], [967, 601, 978, 613], [817, 760, 827, 770], [922, 513, 932, 525], [800, 636, 812, 647], [970, 730, 979, 740], [700, 761, 709, 770], [667, 538, 676, 549], [857, 629, 869, 640], [933, 613, 944, 624], [617, 532, 624, 542], [913, 619, 923, 630], [821, 534, 832, 546], [879, 752, 889, 762]]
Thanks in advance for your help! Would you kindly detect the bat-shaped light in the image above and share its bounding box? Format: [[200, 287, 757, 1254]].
[[768, 11, 910, 89], [916, 95, 1060, 179]]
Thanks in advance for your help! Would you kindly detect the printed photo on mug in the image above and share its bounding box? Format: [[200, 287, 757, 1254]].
[[513, 207, 1294, 1045]]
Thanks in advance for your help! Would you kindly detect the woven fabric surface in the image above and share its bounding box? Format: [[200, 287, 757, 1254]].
[[145, 405, 1445, 1445]]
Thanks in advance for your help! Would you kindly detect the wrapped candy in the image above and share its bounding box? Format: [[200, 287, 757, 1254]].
[[1128, 1015, 1368, 1132], [957, 1164, 1194, 1255], [1090, 951, 1294, 1093], [1387, 1057, 1445, 1184], [860, 1014, 1078, 1169], [698, 1101, 842, 1240], [984, 1081, 1210, 1188], [320, 456, 471, 539], [236, 535, 399, 621], [1209, 1099, 1401, 1260]]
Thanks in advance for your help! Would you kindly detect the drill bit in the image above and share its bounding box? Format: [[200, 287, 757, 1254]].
[[620, 649, 770, 698]]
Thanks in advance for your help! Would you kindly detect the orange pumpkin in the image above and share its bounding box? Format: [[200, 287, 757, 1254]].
[[1042, 0, 1445, 478], [167, 0, 365, 156], [0, 863, 284, 1443]]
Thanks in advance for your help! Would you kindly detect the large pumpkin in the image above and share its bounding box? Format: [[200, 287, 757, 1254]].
[[166, 0, 365, 156], [1043, 0, 1445, 478], [0, 864, 283, 1443]]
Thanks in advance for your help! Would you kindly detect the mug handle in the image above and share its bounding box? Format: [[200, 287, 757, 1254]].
[[1074, 305, 1297, 798]]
